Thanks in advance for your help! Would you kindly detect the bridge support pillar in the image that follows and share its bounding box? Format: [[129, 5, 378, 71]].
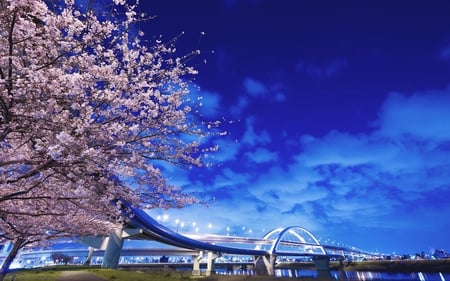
[[84, 247, 95, 265], [192, 251, 203, 276], [313, 255, 332, 280], [338, 257, 348, 280], [101, 228, 123, 269], [205, 251, 219, 276], [254, 254, 276, 276]]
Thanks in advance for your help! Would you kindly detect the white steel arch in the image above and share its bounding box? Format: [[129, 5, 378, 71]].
[[256, 226, 326, 256]]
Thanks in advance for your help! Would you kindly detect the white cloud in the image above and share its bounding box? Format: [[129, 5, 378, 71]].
[[242, 77, 287, 103], [274, 91, 287, 102], [155, 87, 450, 252], [212, 167, 250, 189], [208, 137, 241, 163], [241, 116, 271, 146], [197, 90, 222, 117], [243, 77, 268, 97], [245, 89, 450, 241], [230, 95, 249, 116], [281, 89, 450, 232], [375, 90, 450, 141], [245, 147, 278, 163]]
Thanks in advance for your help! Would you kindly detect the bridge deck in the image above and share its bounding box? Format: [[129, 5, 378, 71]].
[[119, 200, 372, 259]]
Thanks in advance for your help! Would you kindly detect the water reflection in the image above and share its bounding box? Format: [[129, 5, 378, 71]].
[[269, 269, 450, 280], [343, 271, 448, 281], [217, 268, 450, 280]]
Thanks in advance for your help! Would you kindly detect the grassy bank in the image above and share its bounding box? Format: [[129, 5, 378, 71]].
[[5, 260, 450, 281], [5, 268, 315, 281]]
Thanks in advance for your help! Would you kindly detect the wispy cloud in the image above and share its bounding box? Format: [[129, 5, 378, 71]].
[[197, 90, 222, 117], [241, 77, 287, 102], [208, 137, 241, 163], [158, 88, 450, 253], [241, 116, 271, 146], [245, 147, 278, 163], [374, 91, 450, 141], [230, 95, 249, 116], [280, 89, 450, 242], [440, 46, 450, 60], [274, 91, 287, 102], [243, 77, 268, 97]]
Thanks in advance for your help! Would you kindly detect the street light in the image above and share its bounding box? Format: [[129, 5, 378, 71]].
[[175, 219, 180, 232], [180, 222, 185, 233]]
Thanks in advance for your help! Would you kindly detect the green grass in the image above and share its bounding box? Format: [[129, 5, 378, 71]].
[[4, 268, 183, 281], [5, 268, 59, 281], [4, 268, 316, 281], [6, 260, 448, 281], [86, 268, 192, 281]]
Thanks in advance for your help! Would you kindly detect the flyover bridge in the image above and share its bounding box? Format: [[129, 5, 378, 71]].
[[99, 200, 374, 277]]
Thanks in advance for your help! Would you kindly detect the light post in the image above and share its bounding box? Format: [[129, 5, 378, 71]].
[[180, 222, 185, 233]]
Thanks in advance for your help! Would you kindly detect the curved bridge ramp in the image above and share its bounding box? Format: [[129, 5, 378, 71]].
[[113, 200, 349, 277], [119, 200, 267, 256]]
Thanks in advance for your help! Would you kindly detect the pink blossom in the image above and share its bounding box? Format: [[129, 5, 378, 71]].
[[0, 0, 223, 274]]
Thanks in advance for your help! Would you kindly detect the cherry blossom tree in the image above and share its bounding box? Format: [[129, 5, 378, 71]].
[[0, 0, 219, 277]]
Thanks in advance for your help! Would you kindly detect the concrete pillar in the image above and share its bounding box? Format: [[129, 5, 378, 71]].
[[338, 257, 348, 280], [205, 251, 218, 276], [192, 251, 203, 276], [84, 247, 95, 265], [313, 255, 332, 280], [101, 228, 124, 268], [254, 255, 276, 276]]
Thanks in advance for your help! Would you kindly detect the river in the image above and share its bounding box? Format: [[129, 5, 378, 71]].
[[275, 269, 450, 280], [214, 268, 450, 280]]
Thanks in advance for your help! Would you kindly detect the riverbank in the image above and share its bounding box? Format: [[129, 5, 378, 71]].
[[6, 260, 450, 281], [6, 268, 314, 281]]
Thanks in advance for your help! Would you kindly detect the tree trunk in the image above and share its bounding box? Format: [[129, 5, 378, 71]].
[[0, 238, 25, 281]]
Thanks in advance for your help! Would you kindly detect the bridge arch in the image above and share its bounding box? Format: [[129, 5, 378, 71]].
[[256, 226, 326, 256]]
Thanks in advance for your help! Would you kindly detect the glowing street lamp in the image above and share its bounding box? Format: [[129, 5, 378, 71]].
[[180, 222, 185, 233], [175, 219, 180, 232]]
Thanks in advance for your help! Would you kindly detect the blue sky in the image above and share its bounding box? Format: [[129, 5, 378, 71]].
[[138, 1, 450, 255]]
